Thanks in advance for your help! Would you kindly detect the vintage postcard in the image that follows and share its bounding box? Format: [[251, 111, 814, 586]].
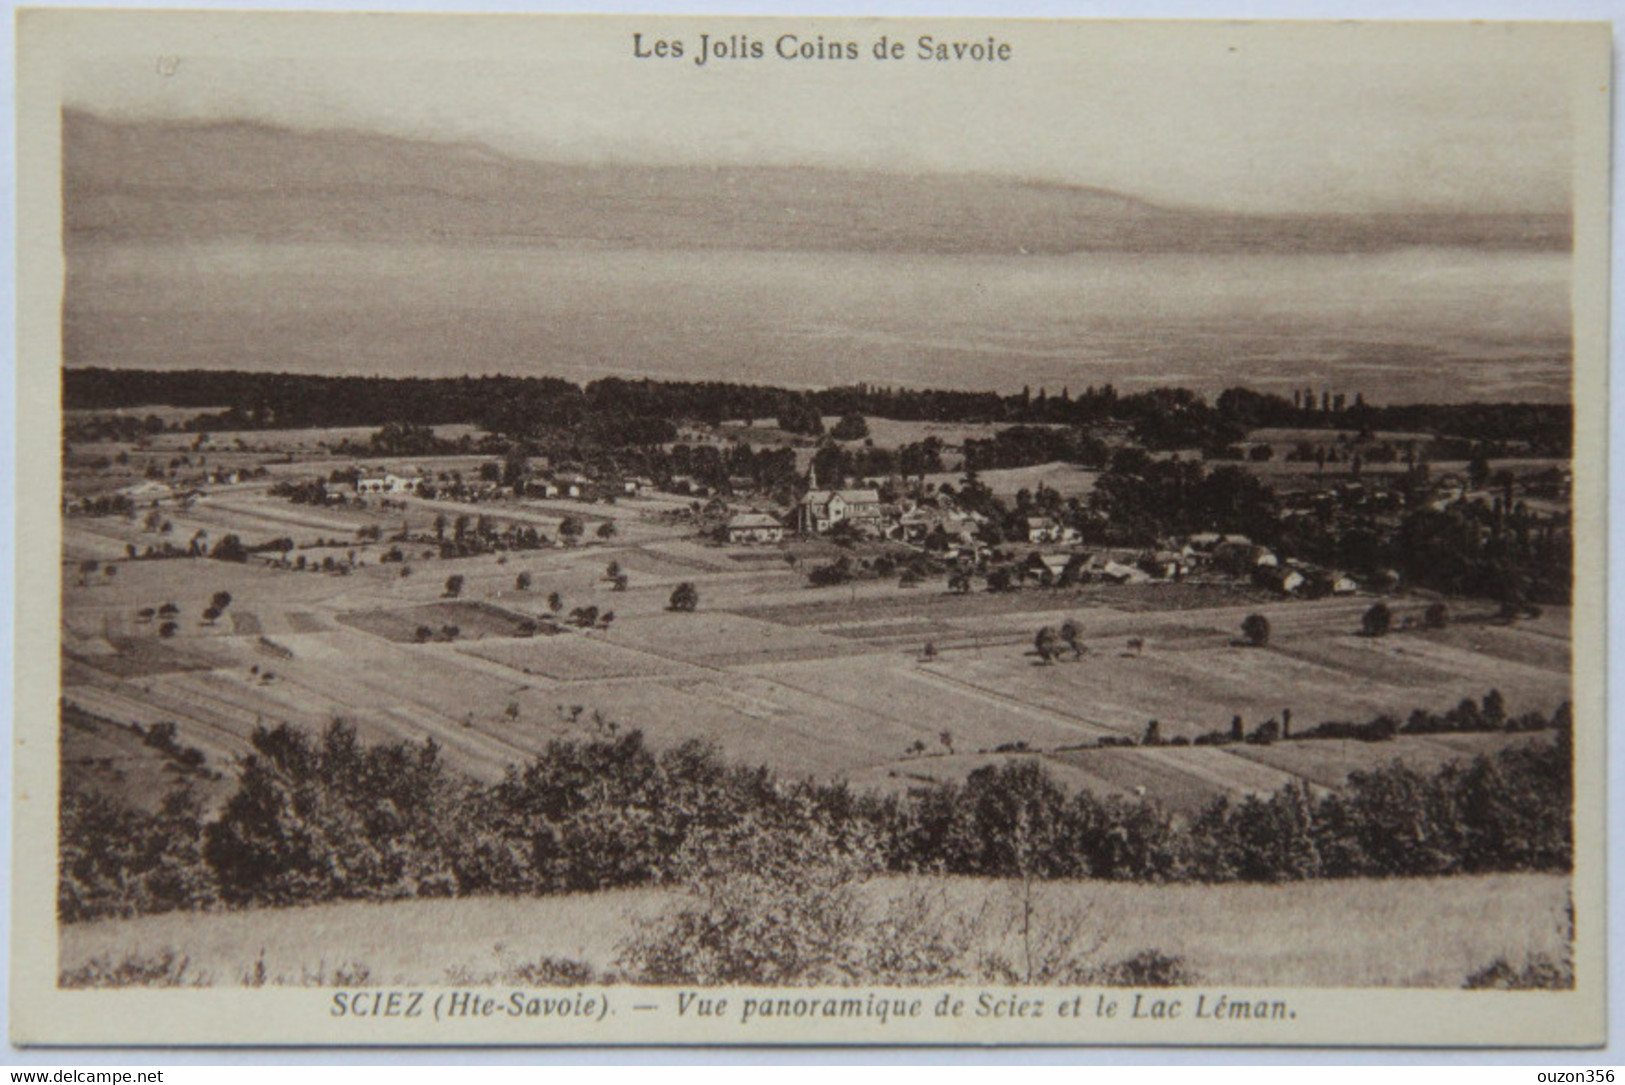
[[9, 10, 1610, 1047]]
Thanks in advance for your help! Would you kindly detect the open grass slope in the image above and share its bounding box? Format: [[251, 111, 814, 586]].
[[58, 872, 1570, 990]]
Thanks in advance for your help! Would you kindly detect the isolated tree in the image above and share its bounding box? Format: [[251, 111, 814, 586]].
[[159, 602, 179, 618], [1423, 602, 1449, 630], [414, 625, 434, 643], [1241, 613, 1271, 647], [77, 559, 99, 586], [1142, 720, 1162, 746], [103, 565, 118, 583], [830, 413, 870, 441], [606, 560, 622, 581], [1126, 636, 1145, 657], [202, 606, 222, 625], [433, 513, 447, 541], [559, 517, 585, 545], [158, 621, 178, 639], [1361, 602, 1392, 638], [613, 574, 629, 592], [516, 572, 533, 592], [1059, 619, 1085, 659], [1034, 626, 1059, 664], [939, 730, 954, 754], [136, 607, 156, 622], [596, 522, 618, 540], [599, 610, 616, 629], [444, 574, 465, 599], [776, 395, 825, 436], [211, 591, 232, 612], [669, 582, 699, 612], [211, 534, 249, 563], [547, 591, 564, 614], [947, 571, 971, 595]]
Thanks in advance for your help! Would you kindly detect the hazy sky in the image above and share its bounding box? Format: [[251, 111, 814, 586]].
[[40, 12, 1583, 214]]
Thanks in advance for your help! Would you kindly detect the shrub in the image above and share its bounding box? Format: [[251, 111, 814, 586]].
[[1091, 950, 1196, 987], [1361, 602, 1392, 637], [808, 559, 854, 588], [58, 785, 217, 922], [59, 949, 204, 989], [503, 956, 599, 987], [1241, 613, 1270, 647], [1464, 953, 1574, 990]]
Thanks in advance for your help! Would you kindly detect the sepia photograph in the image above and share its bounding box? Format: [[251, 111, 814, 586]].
[[8, 10, 1610, 1047]]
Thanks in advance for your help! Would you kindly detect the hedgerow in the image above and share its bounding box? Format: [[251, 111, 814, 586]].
[[59, 702, 1573, 922]]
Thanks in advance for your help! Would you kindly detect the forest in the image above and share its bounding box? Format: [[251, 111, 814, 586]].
[[63, 368, 1572, 455]]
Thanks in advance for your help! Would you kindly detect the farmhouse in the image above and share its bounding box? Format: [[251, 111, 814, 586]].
[[798, 488, 884, 535], [1099, 559, 1150, 584], [1138, 550, 1188, 580], [1211, 541, 1277, 577], [1023, 516, 1059, 544], [355, 467, 424, 496], [1257, 565, 1306, 595], [1025, 551, 1075, 583], [726, 513, 785, 544], [120, 480, 174, 501]]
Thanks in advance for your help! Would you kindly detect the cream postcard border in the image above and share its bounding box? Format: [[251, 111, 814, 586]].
[[8, 10, 1611, 1048]]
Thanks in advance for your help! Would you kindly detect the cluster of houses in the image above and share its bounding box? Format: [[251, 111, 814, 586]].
[[348, 465, 657, 503], [1017, 532, 1363, 596], [721, 484, 990, 548], [354, 467, 425, 496]]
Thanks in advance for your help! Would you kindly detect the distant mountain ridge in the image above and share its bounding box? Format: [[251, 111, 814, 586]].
[[63, 111, 1569, 255]]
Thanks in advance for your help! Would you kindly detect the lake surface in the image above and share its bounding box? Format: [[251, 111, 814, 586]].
[[64, 242, 1572, 403]]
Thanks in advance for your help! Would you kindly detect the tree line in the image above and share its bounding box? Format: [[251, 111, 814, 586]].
[[64, 369, 1571, 455], [60, 700, 1571, 923]]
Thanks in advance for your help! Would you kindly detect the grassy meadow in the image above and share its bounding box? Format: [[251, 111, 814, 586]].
[[59, 873, 1570, 990]]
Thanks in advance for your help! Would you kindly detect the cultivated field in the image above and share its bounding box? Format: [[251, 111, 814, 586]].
[[60, 413, 1572, 819], [921, 461, 1100, 500], [62, 473, 1572, 798], [57, 872, 1571, 989]]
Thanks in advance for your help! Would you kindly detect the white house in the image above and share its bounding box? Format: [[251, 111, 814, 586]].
[[726, 513, 785, 544], [1258, 566, 1306, 595], [355, 467, 423, 496], [121, 480, 174, 501], [1024, 517, 1055, 544], [798, 488, 883, 535]]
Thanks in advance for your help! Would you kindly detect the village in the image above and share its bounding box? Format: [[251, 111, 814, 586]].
[[68, 411, 1567, 614], [58, 397, 1571, 814]]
